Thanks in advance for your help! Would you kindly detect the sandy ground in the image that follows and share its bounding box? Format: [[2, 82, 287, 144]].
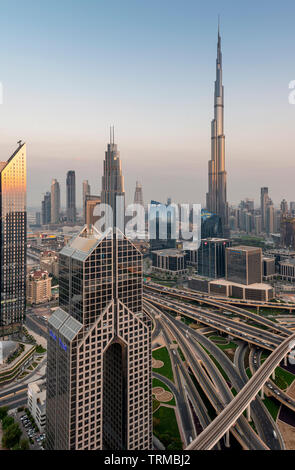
[[287, 381, 295, 400], [152, 387, 173, 403], [152, 358, 164, 369], [277, 420, 295, 450]]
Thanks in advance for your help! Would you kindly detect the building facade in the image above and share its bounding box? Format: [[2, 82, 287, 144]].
[[101, 127, 125, 232], [51, 179, 60, 224], [226, 246, 262, 285], [66, 170, 76, 223], [83, 180, 91, 224], [28, 379, 46, 432], [42, 192, 51, 225], [46, 226, 152, 450], [0, 143, 26, 334], [196, 238, 231, 279], [26, 270, 52, 305], [206, 27, 229, 237], [151, 249, 187, 276]]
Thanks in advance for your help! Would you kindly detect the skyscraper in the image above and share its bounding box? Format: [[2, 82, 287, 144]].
[[0, 143, 26, 335], [260, 187, 269, 232], [134, 181, 144, 207], [46, 225, 152, 450], [101, 127, 125, 231], [206, 25, 228, 237], [42, 192, 51, 225], [82, 180, 91, 223], [51, 179, 60, 224], [66, 170, 76, 223]]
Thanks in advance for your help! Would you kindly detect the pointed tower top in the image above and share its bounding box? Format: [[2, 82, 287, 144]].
[[110, 125, 115, 145]]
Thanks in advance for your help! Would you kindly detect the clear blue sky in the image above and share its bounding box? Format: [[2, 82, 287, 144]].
[[0, 0, 294, 209]]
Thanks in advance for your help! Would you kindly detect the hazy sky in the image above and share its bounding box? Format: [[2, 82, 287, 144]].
[[0, 0, 294, 209]]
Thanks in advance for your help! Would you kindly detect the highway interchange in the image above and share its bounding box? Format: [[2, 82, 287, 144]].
[[144, 281, 295, 450]]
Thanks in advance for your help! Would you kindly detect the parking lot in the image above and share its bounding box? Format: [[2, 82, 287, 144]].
[[15, 410, 45, 450]]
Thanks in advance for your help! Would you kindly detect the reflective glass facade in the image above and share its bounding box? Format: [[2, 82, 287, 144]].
[[0, 144, 26, 333]]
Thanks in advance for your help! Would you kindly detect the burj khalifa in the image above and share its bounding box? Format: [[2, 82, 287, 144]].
[[206, 26, 229, 237]]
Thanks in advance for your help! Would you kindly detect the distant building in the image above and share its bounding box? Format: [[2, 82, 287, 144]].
[[281, 216, 295, 249], [35, 212, 41, 226], [149, 200, 177, 251], [40, 251, 59, 279], [279, 259, 295, 282], [151, 249, 187, 276], [27, 379, 46, 432], [209, 279, 274, 301], [201, 210, 223, 239], [262, 257, 276, 281], [226, 246, 262, 285], [66, 171, 76, 223], [82, 180, 91, 224], [134, 181, 144, 207], [27, 270, 52, 305], [85, 194, 101, 227], [42, 192, 51, 225], [196, 238, 231, 279], [51, 179, 60, 224]]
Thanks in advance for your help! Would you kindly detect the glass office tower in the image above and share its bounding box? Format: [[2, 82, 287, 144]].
[[46, 225, 152, 450], [0, 143, 26, 335]]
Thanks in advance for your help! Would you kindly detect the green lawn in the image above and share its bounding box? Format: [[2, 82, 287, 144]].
[[152, 347, 174, 382], [153, 406, 182, 449], [152, 378, 176, 406], [263, 397, 281, 421], [246, 368, 252, 379], [273, 367, 295, 390]]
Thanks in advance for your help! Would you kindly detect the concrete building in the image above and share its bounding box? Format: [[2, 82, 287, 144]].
[[262, 257, 276, 281], [66, 170, 76, 223], [260, 187, 269, 232], [206, 26, 229, 237], [0, 143, 26, 335], [209, 279, 274, 301], [27, 270, 52, 305], [28, 379, 46, 432], [85, 195, 101, 228], [40, 251, 59, 278], [151, 249, 187, 276], [279, 259, 295, 282], [51, 179, 60, 224], [46, 225, 152, 450], [281, 216, 295, 249], [226, 246, 262, 285]]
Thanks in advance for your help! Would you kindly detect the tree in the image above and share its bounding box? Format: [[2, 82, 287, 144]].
[[20, 439, 30, 450], [2, 423, 22, 449], [0, 406, 9, 420], [2, 415, 14, 430]]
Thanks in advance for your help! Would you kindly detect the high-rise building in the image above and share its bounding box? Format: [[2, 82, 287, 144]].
[[66, 171, 76, 223], [82, 180, 91, 223], [280, 199, 288, 215], [266, 203, 274, 235], [35, 212, 41, 226], [260, 187, 269, 232], [226, 246, 262, 285], [46, 225, 152, 450], [85, 194, 101, 228], [101, 127, 125, 231], [206, 26, 228, 237], [42, 192, 51, 225], [134, 181, 144, 207], [0, 143, 26, 335], [149, 200, 177, 251], [51, 179, 60, 224], [196, 238, 231, 279], [281, 216, 295, 249]]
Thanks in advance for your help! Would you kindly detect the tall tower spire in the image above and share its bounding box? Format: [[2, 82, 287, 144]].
[[206, 24, 229, 237]]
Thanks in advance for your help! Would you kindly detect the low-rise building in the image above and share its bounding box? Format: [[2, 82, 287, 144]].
[[151, 249, 187, 276], [27, 379, 46, 432], [40, 250, 59, 278], [209, 278, 274, 301], [262, 257, 276, 281], [279, 258, 295, 282], [26, 270, 52, 305]]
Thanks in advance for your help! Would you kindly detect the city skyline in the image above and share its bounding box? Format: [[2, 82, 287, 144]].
[[0, 1, 294, 208]]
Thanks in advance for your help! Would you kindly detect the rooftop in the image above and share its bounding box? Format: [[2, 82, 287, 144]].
[[227, 245, 262, 253]]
